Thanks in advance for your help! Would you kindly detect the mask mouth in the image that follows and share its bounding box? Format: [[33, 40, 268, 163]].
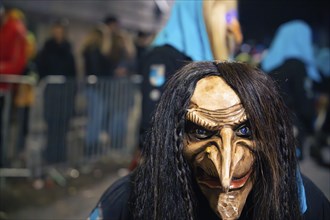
[[229, 168, 253, 189], [196, 166, 253, 190], [196, 166, 222, 189]]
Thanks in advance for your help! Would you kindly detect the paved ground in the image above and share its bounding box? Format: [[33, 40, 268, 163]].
[[300, 150, 330, 201], [5, 171, 123, 220], [2, 154, 330, 220]]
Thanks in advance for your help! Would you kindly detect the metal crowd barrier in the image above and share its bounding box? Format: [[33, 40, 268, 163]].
[[0, 74, 37, 182], [1, 74, 142, 182]]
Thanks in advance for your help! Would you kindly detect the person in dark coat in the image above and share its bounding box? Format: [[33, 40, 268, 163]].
[[261, 20, 321, 160], [82, 28, 108, 77], [311, 47, 330, 167], [36, 20, 76, 163], [81, 27, 108, 149], [37, 20, 76, 78]]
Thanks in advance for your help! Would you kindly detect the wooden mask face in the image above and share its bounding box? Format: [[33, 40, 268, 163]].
[[183, 76, 255, 219], [203, 0, 243, 60]]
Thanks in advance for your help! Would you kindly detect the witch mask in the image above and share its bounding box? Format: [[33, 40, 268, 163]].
[[183, 76, 255, 219]]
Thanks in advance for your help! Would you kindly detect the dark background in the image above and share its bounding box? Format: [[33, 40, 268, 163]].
[[239, 0, 329, 44]]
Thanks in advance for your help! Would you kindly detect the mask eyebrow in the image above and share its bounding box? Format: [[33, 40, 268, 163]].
[[233, 119, 250, 130], [186, 108, 249, 130], [185, 110, 219, 130]]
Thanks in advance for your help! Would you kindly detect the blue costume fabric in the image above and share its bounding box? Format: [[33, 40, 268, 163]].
[[316, 47, 330, 77], [139, 1, 216, 132], [152, 1, 213, 61], [261, 20, 320, 82]]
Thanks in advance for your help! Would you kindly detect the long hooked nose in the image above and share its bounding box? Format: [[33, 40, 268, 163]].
[[206, 128, 238, 192], [219, 128, 234, 191]]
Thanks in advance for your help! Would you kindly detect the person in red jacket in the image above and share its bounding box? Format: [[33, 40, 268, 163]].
[[0, 7, 27, 91], [0, 6, 27, 167]]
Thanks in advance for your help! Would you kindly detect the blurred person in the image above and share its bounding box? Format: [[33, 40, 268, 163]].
[[36, 19, 76, 163], [13, 12, 38, 159], [131, 0, 243, 171], [89, 61, 330, 220], [102, 16, 137, 150], [102, 15, 136, 77], [81, 27, 108, 150], [134, 30, 154, 72], [311, 47, 330, 167], [0, 6, 27, 88], [261, 20, 321, 160], [0, 5, 27, 167], [82, 28, 108, 77], [36, 19, 76, 78]]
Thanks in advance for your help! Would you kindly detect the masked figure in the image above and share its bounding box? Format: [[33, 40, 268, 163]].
[[136, 0, 242, 170], [89, 62, 329, 220], [261, 20, 319, 160]]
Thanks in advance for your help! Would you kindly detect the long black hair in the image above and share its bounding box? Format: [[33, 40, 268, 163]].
[[130, 61, 301, 220]]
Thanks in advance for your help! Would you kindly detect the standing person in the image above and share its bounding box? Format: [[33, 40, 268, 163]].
[[36, 19, 76, 78], [312, 47, 330, 166], [0, 6, 27, 86], [81, 27, 108, 150], [261, 20, 320, 160], [36, 19, 76, 163], [13, 12, 38, 157], [102, 15, 136, 77], [130, 0, 243, 170], [0, 6, 27, 167], [134, 30, 154, 73], [102, 16, 136, 150], [82, 28, 108, 77], [88, 62, 330, 220]]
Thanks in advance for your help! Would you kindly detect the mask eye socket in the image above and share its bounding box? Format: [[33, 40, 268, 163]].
[[185, 121, 216, 140], [235, 123, 252, 138]]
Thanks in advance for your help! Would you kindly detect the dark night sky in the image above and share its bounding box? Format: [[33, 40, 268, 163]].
[[238, 0, 329, 44]]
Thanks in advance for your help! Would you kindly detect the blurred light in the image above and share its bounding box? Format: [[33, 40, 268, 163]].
[[69, 169, 80, 178], [226, 9, 238, 24], [87, 75, 98, 84], [131, 74, 143, 84], [241, 43, 251, 53], [117, 168, 129, 177], [45, 75, 66, 84], [32, 179, 45, 190]]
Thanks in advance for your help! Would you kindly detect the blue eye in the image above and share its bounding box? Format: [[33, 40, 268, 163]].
[[194, 128, 213, 139], [185, 121, 216, 140], [236, 125, 252, 138]]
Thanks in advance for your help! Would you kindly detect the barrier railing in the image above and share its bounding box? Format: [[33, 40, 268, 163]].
[[1, 74, 142, 182], [0, 74, 37, 182]]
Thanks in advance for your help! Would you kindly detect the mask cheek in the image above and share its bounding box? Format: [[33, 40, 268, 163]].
[[232, 145, 255, 178], [182, 137, 209, 164]]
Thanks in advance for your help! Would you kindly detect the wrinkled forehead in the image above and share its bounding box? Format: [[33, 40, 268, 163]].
[[189, 76, 241, 110]]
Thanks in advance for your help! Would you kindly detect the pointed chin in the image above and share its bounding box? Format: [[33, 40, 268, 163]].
[[217, 180, 253, 219], [199, 176, 253, 220], [193, 151, 255, 219]]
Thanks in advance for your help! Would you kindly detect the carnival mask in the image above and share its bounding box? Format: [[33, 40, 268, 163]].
[[183, 76, 255, 219], [203, 0, 243, 60]]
